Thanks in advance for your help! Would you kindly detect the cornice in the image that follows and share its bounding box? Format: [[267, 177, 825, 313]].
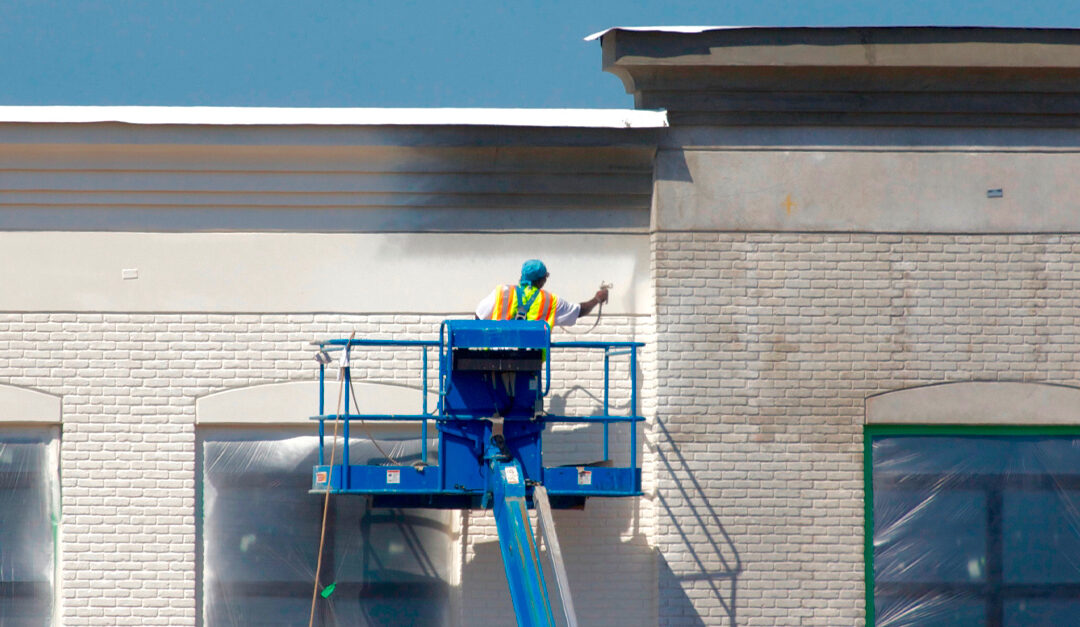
[[598, 27, 1080, 127]]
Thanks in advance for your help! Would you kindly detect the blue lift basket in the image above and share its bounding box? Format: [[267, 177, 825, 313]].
[[310, 319, 644, 508], [310, 319, 644, 627]]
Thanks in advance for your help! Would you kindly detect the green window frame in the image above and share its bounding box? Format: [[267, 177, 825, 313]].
[[865, 425, 1080, 627]]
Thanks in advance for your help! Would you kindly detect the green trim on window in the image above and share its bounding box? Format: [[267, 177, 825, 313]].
[[862, 424, 1080, 626], [863, 428, 874, 626], [866, 424, 1080, 438]]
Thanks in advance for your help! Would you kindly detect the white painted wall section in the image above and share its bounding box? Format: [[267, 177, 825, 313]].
[[0, 232, 650, 313]]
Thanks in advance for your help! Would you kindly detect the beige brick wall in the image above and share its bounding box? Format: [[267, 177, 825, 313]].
[[651, 232, 1080, 626], [0, 312, 653, 626]]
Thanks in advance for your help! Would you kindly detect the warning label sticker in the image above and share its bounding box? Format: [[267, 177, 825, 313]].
[[315, 471, 328, 485], [504, 466, 520, 485], [386, 469, 401, 484], [577, 468, 592, 486]]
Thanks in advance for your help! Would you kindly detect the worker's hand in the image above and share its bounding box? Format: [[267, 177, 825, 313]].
[[595, 288, 609, 304]]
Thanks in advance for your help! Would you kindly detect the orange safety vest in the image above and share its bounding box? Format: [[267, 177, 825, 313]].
[[490, 285, 558, 326]]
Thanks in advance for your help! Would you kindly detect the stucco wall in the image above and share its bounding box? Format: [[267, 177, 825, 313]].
[[0, 232, 649, 314]]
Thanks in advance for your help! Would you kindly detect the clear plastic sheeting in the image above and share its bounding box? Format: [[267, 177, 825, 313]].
[[871, 434, 1080, 626], [0, 428, 58, 627], [201, 428, 449, 627]]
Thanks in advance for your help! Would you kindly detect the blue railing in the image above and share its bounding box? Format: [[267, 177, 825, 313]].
[[310, 332, 644, 498]]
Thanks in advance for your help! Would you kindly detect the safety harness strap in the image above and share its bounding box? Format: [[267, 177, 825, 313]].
[[514, 285, 541, 320]]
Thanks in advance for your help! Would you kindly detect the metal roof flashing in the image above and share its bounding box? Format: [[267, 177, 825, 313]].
[[0, 106, 667, 129], [585, 26, 751, 41], [586, 25, 1080, 41]]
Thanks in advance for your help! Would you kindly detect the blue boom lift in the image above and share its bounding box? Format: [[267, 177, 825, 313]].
[[310, 320, 643, 626]]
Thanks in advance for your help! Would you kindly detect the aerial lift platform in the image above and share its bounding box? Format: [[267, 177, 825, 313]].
[[310, 320, 643, 626]]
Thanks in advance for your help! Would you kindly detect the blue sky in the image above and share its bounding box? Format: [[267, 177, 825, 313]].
[[2, 0, 1080, 109]]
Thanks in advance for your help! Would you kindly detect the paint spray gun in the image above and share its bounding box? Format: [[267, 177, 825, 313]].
[[568, 281, 613, 334], [597, 280, 613, 307]]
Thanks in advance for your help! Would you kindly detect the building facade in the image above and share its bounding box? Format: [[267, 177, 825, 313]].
[[3, 26, 1080, 626], [600, 26, 1080, 626]]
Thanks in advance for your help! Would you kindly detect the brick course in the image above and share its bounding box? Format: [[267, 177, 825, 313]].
[[652, 232, 1080, 626], [0, 313, 652, 625], [10, 232, 1079, 625]]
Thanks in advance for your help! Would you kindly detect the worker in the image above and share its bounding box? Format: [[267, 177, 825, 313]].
[[475, 259, 609, 326]]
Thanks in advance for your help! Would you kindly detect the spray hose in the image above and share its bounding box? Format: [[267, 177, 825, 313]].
[[563, 281, 612, 335]]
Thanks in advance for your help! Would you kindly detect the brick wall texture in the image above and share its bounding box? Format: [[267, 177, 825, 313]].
[[0, 313, 652, 626], [652, 232, 1080, 626], [8, 232, 1079, 625]]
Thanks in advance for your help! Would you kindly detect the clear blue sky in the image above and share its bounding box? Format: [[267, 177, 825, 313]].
[[2, 0, 1079, 109]]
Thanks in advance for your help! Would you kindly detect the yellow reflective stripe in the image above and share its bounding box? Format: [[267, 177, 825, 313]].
[[492, 287, 504, 320]]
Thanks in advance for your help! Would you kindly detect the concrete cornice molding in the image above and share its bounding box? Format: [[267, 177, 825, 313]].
[[866, 381, 1080, 425], [0, 119, 664, 150], [0, 139, 657, 233], [598, 27, 1080, 126], [600, 27, 1080, 69]]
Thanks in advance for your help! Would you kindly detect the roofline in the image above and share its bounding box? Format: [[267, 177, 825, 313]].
[[596, 26, 1080, 127], [585, 25, 1080, 41], [0, 106, 667, 129]]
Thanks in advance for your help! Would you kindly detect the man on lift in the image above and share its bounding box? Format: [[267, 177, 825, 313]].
[[475, 259, 609, 327]]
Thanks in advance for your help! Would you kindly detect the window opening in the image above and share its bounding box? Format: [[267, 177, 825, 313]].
[[0, 427, 58, 627], [866, 427, 1080, 626], [200, 428, 449, 627]]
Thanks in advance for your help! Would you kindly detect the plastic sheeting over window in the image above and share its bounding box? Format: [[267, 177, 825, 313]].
[[0, 427, 58, 627], [869, 433, 1080, 626], [201, 428, 450, 627]]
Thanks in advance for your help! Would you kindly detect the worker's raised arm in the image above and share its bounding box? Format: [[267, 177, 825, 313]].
[[578, 287, 609, 317]]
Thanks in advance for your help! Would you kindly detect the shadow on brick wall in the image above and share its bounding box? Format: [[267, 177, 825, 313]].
[[655, 421, 742, 626], [658, 556, 708, 627], [544, 387, 629, 468], [460, 498, 656, 625]]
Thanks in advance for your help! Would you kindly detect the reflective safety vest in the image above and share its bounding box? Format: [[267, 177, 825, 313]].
[[491, 284, 557, 326]]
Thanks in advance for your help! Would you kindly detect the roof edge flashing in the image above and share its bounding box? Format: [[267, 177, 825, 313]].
[[588, 25, 1080, 39], [0, 106, 668, 129]]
